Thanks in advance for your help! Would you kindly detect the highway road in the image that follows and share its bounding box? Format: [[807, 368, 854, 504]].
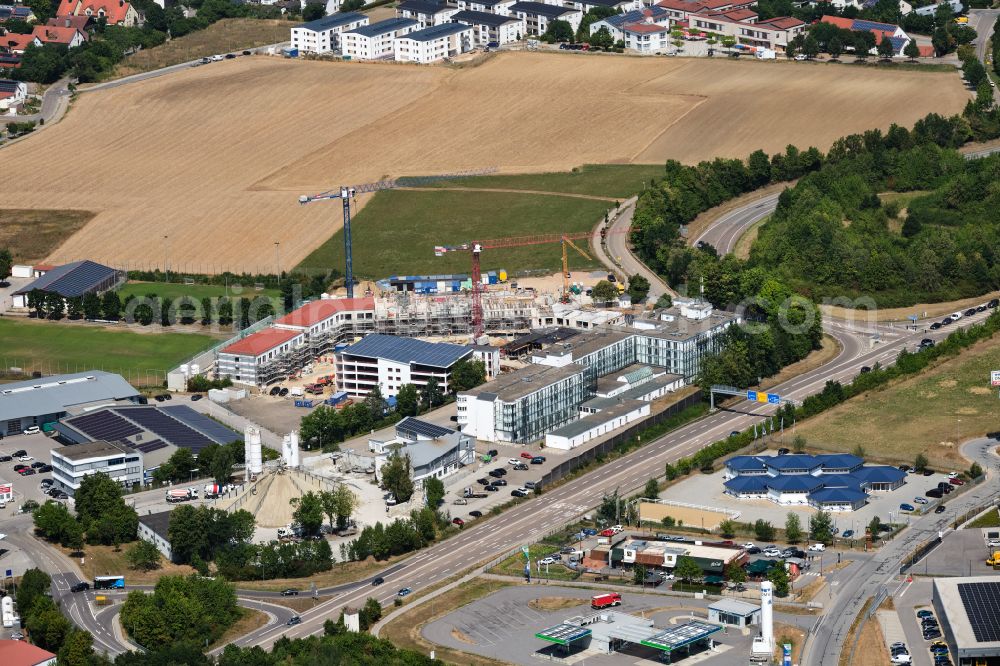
[[693, 191, 782, 256]]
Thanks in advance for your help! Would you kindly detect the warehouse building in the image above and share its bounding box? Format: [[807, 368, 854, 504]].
[[12, 260, 123, 309], [50, 440, 143, 495], [0, 371, 141, 437], [932, 576, 1000, 664], [290, 11, 368, 54], [335, 334, 474, 398]]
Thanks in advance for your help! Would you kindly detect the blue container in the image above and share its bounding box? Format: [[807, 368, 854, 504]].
[[294, 400, 302, 407]]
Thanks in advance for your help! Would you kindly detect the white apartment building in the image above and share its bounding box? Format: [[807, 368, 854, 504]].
[[216, 327, 306, 386], [454, 0, 517, 15], [452, 9, 525, 44], [342, 17, 419, 59], [273, 296, 376, 337], [397, 0, 460, 28], [50, 440, 144, 495], [394, 22, 474, 63], [290, 11, 369, 54], [510, 0, 582, 33], [335, 333, 475, 398]]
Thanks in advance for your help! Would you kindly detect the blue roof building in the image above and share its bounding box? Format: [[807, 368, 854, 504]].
[[335, 334, 474, 399], [723, 452, 907, 511]]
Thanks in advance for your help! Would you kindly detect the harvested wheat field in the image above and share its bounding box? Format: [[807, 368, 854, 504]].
[[0, 53, 966, 273]]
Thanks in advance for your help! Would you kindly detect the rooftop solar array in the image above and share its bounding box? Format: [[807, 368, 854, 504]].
[[958, 581, 1000, 643], [396, 417, 455, 440], [134, 439, 168, 454], [65, 410, 142, 442], [160, 405, 241, 444], [535, 624, 593, 646], [14, 260, 119, 299], [641, 622, 721, 652], [342, 334, 471, 368], [115, 407, 214, 452]]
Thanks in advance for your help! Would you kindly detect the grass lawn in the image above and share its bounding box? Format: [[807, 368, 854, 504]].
[[211, 607, 267, 649], [381, 578, 510, 666], [795, 334, 1000, 471], [67, 543, 196, 586], [966, 508, 1000, 529], [107, 19, 293, 79], [117, 281, 280, 302], [491, 544, 578, 581], [0, 209, 95, 264], [234, 554, 407, 592], [419, 164, 666, 199], [0, 318, 214, 386], [296, 190, 611, 278]]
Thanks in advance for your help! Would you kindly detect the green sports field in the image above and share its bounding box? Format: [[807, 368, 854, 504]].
[[0, 319, 216, 387], [420, 164, 666, 198], [296, 190, 613, 279]]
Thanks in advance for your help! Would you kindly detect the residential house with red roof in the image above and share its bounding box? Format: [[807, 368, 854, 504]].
[[56, 0, 140, 27], [0, 30, 41, 54], [46, 14, 90, 31], [0, 640, 57, 666], [819, 15, 911, 55], [31, 24, 87, 47], [686, 12, 805, 51]]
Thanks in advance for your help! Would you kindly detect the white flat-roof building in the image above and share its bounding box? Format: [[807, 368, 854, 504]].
[[510, 1, 582, 33], [397, 0, 460, 28], [451, 9, 525, 44], [932, 577, 1000, 663], [370, 417, 475, 482], [454, 0, 517, 14], [290, 12, 369, 53], [335, 333, 475, 397], [342, 17, 419, 59], [137, 510, 174, 561], [545, 398, 650, 450], [50, 440, 144, 495], [394, 22, 474, 62]]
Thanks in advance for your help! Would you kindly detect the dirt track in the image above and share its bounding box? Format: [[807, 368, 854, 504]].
[[0, 53, 967, 273]]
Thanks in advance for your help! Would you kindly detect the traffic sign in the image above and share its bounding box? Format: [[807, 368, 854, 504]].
[[992, 370, 1000, 387], [767, 393, 780, 404], [746, 390, 758, 401]]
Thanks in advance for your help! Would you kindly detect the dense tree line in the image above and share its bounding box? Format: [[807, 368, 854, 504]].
[[166, 504, 255, 565], [33, 473, 138, 546], [120, 574, 239, 648], [750, 123, 1000, 306], [215, 537, 333, 580], [2, 0, 287, 83], [348, 507, 445, 561]]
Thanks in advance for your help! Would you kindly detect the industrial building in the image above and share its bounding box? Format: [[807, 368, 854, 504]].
[[0, 371, 141, 437], [932, 576, 1000, 664], [370, 417, 475, 482], [335, 334, 476, 398], [137, 510, 174, 561], [723, 453, 906, 511], [290, 11, 368, 53], [11, 260, 123, 309], [50, 440, 143, 495], [52, 404, 240, 482]]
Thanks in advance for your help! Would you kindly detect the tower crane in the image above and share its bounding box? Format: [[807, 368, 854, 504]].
[[298, 168, 495, 298], [434, 226, 629, 337]]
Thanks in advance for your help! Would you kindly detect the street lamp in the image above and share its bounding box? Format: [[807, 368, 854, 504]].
[[274, 242, 281, 275], [163, 235, 170, 281]]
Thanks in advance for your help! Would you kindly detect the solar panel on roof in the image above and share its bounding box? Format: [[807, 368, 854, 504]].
[[958, 581, 1000, 642], [160, 405, 241, 444], [114, 407, 214, 452], [66, 410, 143, 442], [343, 334, 470, 368], [396, 417, 454, 440], [134, 439, 167, 454]]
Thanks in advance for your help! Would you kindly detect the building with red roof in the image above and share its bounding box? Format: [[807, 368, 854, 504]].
[[819, 15, 911, 56], [0, 31, 41, 55], [0, 640, 57, 666], [56, 0, 139, 27], [31, 24, 87, 47], [46, 15, 91, 31], [217, 328, 306, 385], [274, 297, 375, 335]]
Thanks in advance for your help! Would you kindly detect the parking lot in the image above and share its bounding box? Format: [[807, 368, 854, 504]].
[[0, 431, 64, 513], [915, 527, 999, 577], [890, 578, 950, 666], [657, 464, 960, 539]]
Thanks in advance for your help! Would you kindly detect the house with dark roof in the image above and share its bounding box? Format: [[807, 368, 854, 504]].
[[397, 0, 459, 29], [510, 1, 583, 33], [0, 4, 37, 22], [394, 21, 473, 62], [12, 260, 123, 308], [0, 78, 27, 111], [342, 17, 419, 59], [590, 7, 671, 50], [335, 333, 475, 397], [137, 509, 174, 560], [722, 453, 905, 511], [563, 0, 639, 14], [369, 417, 475, 483], [452, 9, 525, 45], [819, 15, 911, 55], [290, 11, 368, 53]]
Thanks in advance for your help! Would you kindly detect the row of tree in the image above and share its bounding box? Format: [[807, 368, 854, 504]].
[[120, 574, 240, 648], [347, 507, 444, 562], [151, 440, 245, 485], [166, 504, 256, 566], [215, 538, 334, 581], [33, 473, 138, 547]]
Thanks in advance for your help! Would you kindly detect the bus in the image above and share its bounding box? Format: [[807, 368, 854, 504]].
[[93, 576, 125, 590]]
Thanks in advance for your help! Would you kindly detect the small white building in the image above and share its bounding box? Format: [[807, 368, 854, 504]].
[[455, 0, 517, 14], [137, 510, 174, 561], [452, 9, 525, 44], [290, 11, 369, 54], [394, 22, 474, 63], [545, 398, 650, 450], [397, 0, 460, 28], [343, 17, 419, 59], [0, 79, 28, 112], [708, 599, 761, 628], [510, 1, 583, 33], [50, 440, 144, 495]]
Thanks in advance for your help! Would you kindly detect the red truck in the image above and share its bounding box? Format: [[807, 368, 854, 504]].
[[591, 592, 622, 610], [304, 383, 325, 395]]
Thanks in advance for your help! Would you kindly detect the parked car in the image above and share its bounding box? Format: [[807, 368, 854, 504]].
[[22, 426, 40, 436], [39, 464, 52, 472], [513, 463, 528, 470], [30, 461, 45, 469], [842, 530, 855, 538], [531, 456, 545, 464], [0, 455, 10, 462], [242, 50, 252, 55], [487, 449, 499, 457], [488, 469, 504, 478], [191, 394, 202, 401], [469, 510, 483, 518], [929, 322, 942, 330], [71, 582, 90, 593], [511, 489, 528, 498], [476, 477, 490, 485], [964, 308, 976, 317], [808, 543, 825, 552], [926, 488, 943, 498], [600, 528, 615, 537], [520, 451, 534, 458], [484, 485, 498, 492], [916, 610, 935, 618], [492, 479, 507, 486], [539, 556, 557, 565], [745, 546, 761, 554], [900, 503, 915, 512], [507, 458, 519, 466], [18, 456, 33, 462], [948, 477, 964, 485], [452, 517, 465, 527], [914, 497, 928, 504], [763, 548, 782, 557], [19, 468, 35, 476]]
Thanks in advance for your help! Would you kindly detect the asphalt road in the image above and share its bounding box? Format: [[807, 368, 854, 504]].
[[969, 9, 999, 67], [593, 196, 676, 300], [693, 191, 782, 256]]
